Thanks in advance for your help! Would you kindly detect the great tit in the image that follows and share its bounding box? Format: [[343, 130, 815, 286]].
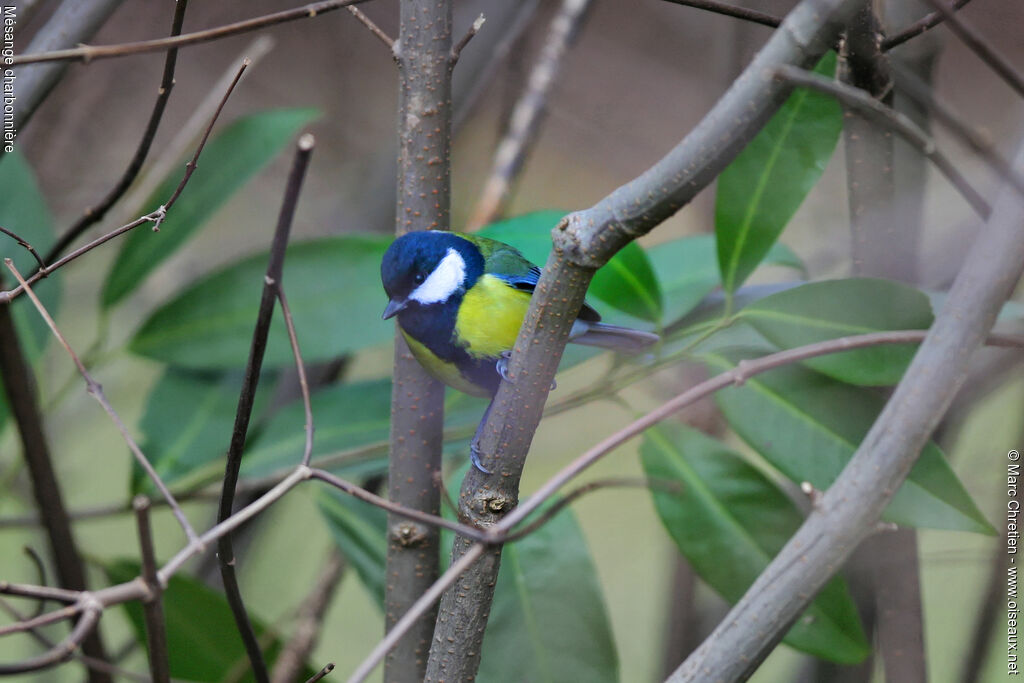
[[381, 230, 658, 472]]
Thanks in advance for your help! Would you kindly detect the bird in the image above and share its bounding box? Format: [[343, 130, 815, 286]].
[[381, 230, 659, 473]]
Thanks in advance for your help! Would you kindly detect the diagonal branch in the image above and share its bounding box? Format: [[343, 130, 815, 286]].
[[661, 0, 780, 28], [881, 0, 972, 50], [4, 260, 199, 545], [669, 143, 1024, 682], [465, 0, 593, 230], [10, 0, 373, 67], [216, 134, 316, 683], [425, 0, 863, 679], [45, 0, 191, 263]]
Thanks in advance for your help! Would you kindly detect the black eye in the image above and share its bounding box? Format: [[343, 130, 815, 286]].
[[414, 273, 425, 284]]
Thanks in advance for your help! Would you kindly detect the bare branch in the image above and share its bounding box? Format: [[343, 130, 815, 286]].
[[662, 0, 780, 28], [387, 1, 453, 679], [920, 0, 1024, 98], [347, 545, 487, 683], [346, 6, 395, 50], [4, 260, 199, 544], [7, 0, 124, 140], [216, 134, 315, 683], [133, 497, 170, 683], [450, 14, 486, 65], [0, 607, 101, 675], [0, 226, 46, 271], [277, 287, 315, 467], [45, 0, 192, 263], [881, 0, 971, 50], [427, 0, 864, 678], [10, 0, 373, 67], [669, 140, 1024, 682], [0, 581, 80, 604], [465, 0, 592, 230], [306, 663, 336, 682], [0, 59, 249, 304], [773, 65, 990, 218]]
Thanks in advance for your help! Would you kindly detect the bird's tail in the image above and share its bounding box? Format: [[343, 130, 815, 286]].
[[569, 321, 659, 354]]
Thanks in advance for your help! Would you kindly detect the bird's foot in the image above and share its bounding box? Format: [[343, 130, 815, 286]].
[[469, 441, 493, 475], [496, 351, 514, 383]]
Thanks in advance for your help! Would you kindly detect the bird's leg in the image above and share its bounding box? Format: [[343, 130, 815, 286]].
[[496, 350, 514, 383], [469, 397, 494, 475]]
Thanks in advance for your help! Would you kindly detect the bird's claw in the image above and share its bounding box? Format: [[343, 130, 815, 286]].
[[496, 351, 514, 383], [469, 441, 492, 475]]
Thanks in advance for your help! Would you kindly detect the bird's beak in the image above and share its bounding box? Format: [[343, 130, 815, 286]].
[[382, 297, 408, 320]]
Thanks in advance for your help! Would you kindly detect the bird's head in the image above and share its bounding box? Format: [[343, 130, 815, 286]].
[[381, 231, 483, 319]]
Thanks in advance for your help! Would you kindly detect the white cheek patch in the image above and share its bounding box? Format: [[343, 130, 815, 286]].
[[410, 248, 466, 304]]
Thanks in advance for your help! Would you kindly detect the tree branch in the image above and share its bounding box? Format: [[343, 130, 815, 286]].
[[669, 142, 1024, 682], [385, 1, 453, 680], [661, 0, 780, 29], [881, 0, 972, 50], [9, 0, 373, 67], [216, 134, 315, 683], [4, 260, 199, 544], [45, 0, 191, 263], [7, 0, 124, 141], [132, 497, 170, 683], [0, 60, 248, 304], [465, 0, 593, 230], [425, 0, 863, 679]]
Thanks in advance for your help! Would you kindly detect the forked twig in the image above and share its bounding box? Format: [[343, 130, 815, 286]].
[[3, 260, 199, 545], [0, 59, 250, 304], [46, 0, 192, 263], [0, 227, 46, 271]]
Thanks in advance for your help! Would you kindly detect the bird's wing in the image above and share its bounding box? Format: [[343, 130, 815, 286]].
[[457, 233, 601, 322]]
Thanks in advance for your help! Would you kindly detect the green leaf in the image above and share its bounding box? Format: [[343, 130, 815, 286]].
[[130, 235, 392, 369], [317, 489, 387, 606], [647, 235, 805, 326], [479, 211, 662, 322], [716, 52, 842, 294], [132, 368, 272, 495], [102, 108, 320, 307], [103, 560, 312, 682], [704, 351, 994, 534], [642, 423, 868, 663], [479, 508, 619, 682], [738, 278, 933, 385], [0, 152, 60, 433]]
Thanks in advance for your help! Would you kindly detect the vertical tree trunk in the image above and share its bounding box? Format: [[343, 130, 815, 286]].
[[385, 1, 452, 680]]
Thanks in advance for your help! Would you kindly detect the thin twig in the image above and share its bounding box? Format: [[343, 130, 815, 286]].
[[162, 59, 249, 215], [773, 65, 991, 217], [0, 60, 250, 304], [4, 260, 199, 545], [0, 607, 102, 675], [45, 0, 191, 263], [306, 663, 336, 683], [346, 544, 487, 683], [891, 62, 1024, 200], [10, 0, 373, 66], [346, 6, 394, 50], [0, 582, 80, 604], [0, 597, 147, 682], [465, 0, 592, 229], [309, 469, 489, 543], [661, 0, 780, 28], [277, 287, 315, 467], [21, 547, 49, 618], [881, 0, 972, 51], [216, 133, 315, 683], [0, 227, 46, 271], [450, 14, 486, 64], [919, 0, 1024, 98], [133, 497, 170, 683]]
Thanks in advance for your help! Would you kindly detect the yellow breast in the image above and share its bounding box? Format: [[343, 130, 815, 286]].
[[454, 274, 532, 358]]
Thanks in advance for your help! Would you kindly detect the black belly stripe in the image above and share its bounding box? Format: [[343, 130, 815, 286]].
[[397, 297, 502, 395]]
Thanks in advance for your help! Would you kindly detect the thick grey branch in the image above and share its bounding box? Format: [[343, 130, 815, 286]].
[[669, 143, 1024, 682], [427, 2, 864, 679]]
